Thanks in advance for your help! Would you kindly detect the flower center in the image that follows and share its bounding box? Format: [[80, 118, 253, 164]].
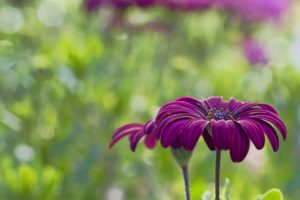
[[207, 108, 232, 120]]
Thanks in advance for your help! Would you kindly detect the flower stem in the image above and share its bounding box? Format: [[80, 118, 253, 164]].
[[215, 150, 221, 200], [181, 166, 191, 200]]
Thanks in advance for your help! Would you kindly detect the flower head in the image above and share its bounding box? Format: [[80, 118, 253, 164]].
[[109, 120, 157, 151], [155, 96, 287, 162]]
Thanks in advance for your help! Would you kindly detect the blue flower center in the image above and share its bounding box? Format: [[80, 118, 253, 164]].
[[208, 109, 231, 120]]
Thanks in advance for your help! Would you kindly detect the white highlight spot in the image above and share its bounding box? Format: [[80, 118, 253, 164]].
[[37, 0, 65, 27], [131, 95, 147, 113], [105, 187, 124, 200], [14, 144, 34, 162], [0, 7, 24, 34]]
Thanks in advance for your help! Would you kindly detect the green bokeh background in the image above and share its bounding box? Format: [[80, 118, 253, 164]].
[[0, 0, 299, 199]]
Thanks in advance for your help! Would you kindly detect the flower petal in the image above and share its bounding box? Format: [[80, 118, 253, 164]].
[[228, 98, 243, 112], [243, 115, 286, 140], [257, 103, 278, 114], [238, 119, 265, 150], [171, 137, 183, 149], [112, 123, 144, 138], [202, 128, 216, 150], [211, 120, 228, 150], [130, 130, 145, 152], [254, 119, 280, 152], [160, 119, 188, 148], [229, 123, 250, 162], [210, 120, 235, 150], [156, 114, 192, 138], [109, 129, 141, 148], [156, 101, 204, 123], [203, 96, 223, 110], [144, 133, 157, 149], [233, 102, 278, 116], [144, 120, 156, 135], [176, 96, 209, 115], [182, 119, 209, 150]]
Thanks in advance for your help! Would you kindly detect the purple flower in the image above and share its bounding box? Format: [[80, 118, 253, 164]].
[[109, 120, 157, 151], [155, 96, 287, 162], [242, 37, 268, 66], [162, 0, 215, 11], [223, 0, 289, 22], [84, 0, 103, 12]]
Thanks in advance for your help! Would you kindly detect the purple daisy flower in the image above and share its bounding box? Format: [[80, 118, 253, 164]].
[[109, 120, 157, 151], [242, 37, 268, 66], [155, 96, 287, 162]]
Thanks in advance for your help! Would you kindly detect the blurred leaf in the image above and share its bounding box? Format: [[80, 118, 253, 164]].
[[222, 178, 231, 200], [258, 188, 283, 200], [19, 165, 38, 193], [261, 188, 284, 200]]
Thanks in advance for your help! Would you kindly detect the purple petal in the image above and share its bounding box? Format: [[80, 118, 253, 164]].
[[232, 102, 260, 116], [254, 119, 280, 152], [157, 100, 205, 122], [211, 120, 228, 150], [144, 120, 156, 135], [233, 102, 278, 117], [203, 96, 223, 110], [202, 128, 216, 150], [211, 120, 235, 150], [156, 108, 199, 124], [109, 129, 139, 148], [171, 137, 183, 149], [160, 119, 188, 148], [229, 123, 250, 162], [130, 130, 145, 151], [237, 119, 265, 149], [112, 123, 144, 138], [243, 115, 287, 140], [182, 119, 209, 150], [144, 133, 157, 149], [156, 114, 192, 139], [254, 103, 278, 114], [176, 96, 209, 115], [228, 97, 243, 112]]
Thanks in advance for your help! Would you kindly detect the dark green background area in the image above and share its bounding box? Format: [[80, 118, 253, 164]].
[[0, 1, 299, 199]]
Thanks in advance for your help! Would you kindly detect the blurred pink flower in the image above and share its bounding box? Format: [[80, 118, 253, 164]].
[[84, 0, 103, 12], [162, 0, 215, 11], [223, 0, 289, 22], [110, 0, 132, 9], [242, 37, 268, 66]]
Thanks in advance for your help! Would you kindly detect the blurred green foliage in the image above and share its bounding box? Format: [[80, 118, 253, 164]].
[[0, 0, 300, 200]]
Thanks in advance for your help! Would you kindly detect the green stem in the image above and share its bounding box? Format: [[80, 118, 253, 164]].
[[215, 150, 221, 200], [182, 166, 191, 200]]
